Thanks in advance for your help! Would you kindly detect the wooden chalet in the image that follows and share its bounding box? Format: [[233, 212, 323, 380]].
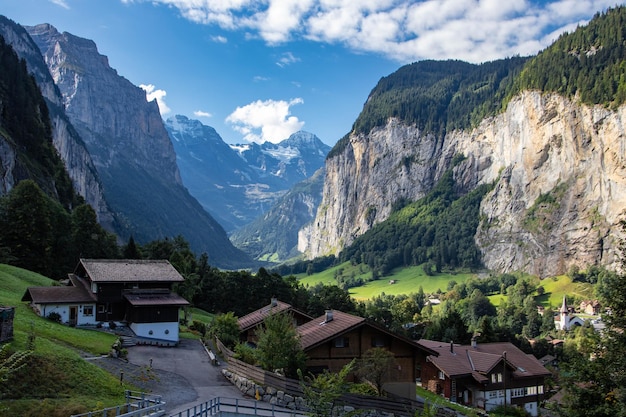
[[297, 310, 436, 399], [238, 298, 312, 345], [22, 259, 189, 344], [417, 339, 550, 416]]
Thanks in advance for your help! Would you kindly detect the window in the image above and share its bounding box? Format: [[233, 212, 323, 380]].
[[538, 385, 544, 394], [511, 388, 525, 398], [334, 337, 349, 348], [438, 371, 445, 380], [491, 373, 502, 383], [371, 336, 386, 347], [83, 306, 93, 316], [527, 386, 537, 396], [488, 391, 498, 399], [98, 305, 105, 314]]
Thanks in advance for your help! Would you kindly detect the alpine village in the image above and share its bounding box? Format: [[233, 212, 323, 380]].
[[2, 5, 626, 417]]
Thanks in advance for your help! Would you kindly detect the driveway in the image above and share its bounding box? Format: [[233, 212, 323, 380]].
[[90, 338, 246, 415]]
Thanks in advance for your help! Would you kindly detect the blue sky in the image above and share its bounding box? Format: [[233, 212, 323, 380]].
[[1, 0, 621, 145]]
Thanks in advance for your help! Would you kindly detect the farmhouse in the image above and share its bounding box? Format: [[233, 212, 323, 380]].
[[297, 310, 436, 399], [238, 298, 312, 345], [417, 339, 550, 417], [22, 259, 189, 344]]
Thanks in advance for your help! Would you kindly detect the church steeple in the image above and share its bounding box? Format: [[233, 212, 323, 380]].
[[559, 295, 570, 330]]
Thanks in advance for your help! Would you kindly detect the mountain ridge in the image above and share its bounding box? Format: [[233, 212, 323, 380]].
[[165, 115, 330, 232]]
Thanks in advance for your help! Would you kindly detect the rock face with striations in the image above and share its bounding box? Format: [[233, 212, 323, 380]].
[[0, 17, 115, 229], [301, 92, 626, 277], [23, 23, 249, 268]]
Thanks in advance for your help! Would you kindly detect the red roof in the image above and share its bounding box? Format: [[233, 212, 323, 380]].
[[297, 310, 366, 350], [238, 300, 299, 331], [417, 339, 550, 381]]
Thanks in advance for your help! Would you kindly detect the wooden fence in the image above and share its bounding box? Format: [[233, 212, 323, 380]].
[[215, 339, 455, 417]]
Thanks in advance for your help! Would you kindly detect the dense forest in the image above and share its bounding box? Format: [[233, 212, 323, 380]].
[[329, 6, 626, 160], [0, 35, 76, 208], [511, 6, 626, 108]]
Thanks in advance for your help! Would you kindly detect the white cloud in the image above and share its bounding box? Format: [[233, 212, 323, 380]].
[[194, 110, 212, 118], [50, 0, 70, 9], [140, 84, 171, 115], [276, 52, 300, 67], [211, 35, 228, 43], [127, 0, 622, 63], [225, 98, 305, 144]]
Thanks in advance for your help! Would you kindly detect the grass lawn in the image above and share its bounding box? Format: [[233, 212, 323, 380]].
[[298, 263, 477, 300], [0, 264, 131, 416], [535, 274, 594, 308]]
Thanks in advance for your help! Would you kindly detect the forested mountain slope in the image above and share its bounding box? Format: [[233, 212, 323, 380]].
[[301, 7, 626, 277]]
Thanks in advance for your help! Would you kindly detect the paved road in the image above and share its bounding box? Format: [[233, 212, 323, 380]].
[[91, 338, 247, 415]]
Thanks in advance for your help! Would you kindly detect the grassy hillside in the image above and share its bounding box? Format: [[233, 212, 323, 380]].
[[299, 262, 476, 300], [0, 264, 128, 417]]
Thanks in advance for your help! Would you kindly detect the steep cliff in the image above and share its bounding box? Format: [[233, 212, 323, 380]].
[[0, 17, 114, 228], [23, 23, 250, 268], [302, 92, 626, 276]]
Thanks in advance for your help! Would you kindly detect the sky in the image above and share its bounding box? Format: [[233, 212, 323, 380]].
[[1, 0, 622, 146]]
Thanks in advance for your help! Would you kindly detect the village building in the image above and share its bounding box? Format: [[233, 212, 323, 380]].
[[555, 296, 585, 331], [22, 259, 189, 344], [297, 310, 436, 399], [417, 338, 550, 417], [238, 298, 312, 345]]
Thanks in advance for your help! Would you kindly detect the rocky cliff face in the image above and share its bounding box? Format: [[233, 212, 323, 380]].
[[0, 17, 114, 228], [20, 23, 249, 267], [302, 92, 626, 276]]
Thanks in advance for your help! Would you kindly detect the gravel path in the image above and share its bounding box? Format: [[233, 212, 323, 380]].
[[87, 338, 246, 414]]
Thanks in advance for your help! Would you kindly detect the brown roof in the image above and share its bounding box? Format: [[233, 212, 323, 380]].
[[124, 291, 189, 307], [22, 277, 96, 305], [417, 339, 550, 381], [79, 259, 184, 283], [238, 300, 298, 331], [297, 310, 366, 351]]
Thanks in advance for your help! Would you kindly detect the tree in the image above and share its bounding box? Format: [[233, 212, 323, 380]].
[[559, 221, 626, 416], [209, 312, 240, 349], [355, 347, 397, 396], [298, 360, 355, 417], [255, 312, 306, 378], [0, 180, 55, 275]]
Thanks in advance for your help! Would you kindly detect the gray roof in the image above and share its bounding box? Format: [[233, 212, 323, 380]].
[[22, 275, 96, 305], [80, 259, 185, 283]]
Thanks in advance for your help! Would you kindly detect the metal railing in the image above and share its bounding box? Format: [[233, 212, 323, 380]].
[[170, 397, 303, 417], [70, 391, 165, 417]]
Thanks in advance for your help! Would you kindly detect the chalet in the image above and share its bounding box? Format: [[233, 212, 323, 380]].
[[22, 259, 189, 344], [238, 298, 312, 345], [297, 310, 436, 399], [417, 339, 550, 417], [579, 299, 601, 315]]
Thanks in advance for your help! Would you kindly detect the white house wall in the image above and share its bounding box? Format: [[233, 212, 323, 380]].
[[130, 321, 179, 342], [34, 303, 97, 326]]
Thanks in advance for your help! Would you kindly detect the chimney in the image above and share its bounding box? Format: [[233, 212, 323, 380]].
[[450, 340, 454, 353], [270, 297, 278, 307], [471, 336, 477, 348], [325, 310, 334, 323]]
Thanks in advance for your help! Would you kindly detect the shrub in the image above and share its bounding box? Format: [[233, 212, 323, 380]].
[[47, 312, 61, 323], [233, 342, 256, 365], [189, 320, 207, 336]]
